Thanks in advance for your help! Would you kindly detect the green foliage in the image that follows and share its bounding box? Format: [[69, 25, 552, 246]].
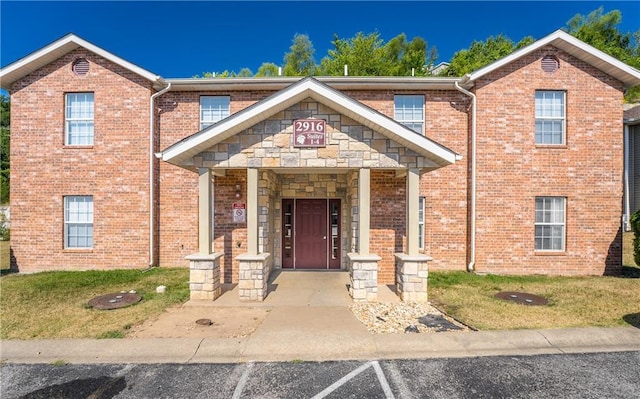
[[319, 32, 436, 76], [255, 62, 280, 77], [442, 34, 534, 77], [0, 95, 9, 204], [566, 7, 640, 102], [0, 212, 9, 240], [282, 34, 316, 76], [630, 209, 640, 266]]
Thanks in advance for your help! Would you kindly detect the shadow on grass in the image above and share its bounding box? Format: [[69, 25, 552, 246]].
[[621, 265, 640, 278], [623, 313, 640, 329]]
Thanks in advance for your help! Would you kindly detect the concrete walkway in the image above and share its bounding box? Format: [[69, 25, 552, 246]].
[[2, 271, 639, 364]]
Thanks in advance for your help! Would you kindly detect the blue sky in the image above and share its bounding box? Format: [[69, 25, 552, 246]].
[[1, 1, 639, 78]]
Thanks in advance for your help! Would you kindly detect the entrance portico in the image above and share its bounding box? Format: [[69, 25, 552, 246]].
[[160, 77, 459, 303]]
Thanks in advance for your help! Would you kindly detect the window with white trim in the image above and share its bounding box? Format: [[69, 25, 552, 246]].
[[535, 197, 565, 251], [535, 90, 565, 145], [418, 196, 425, 249], [394, 95, 424, 134], [65, 93, 94, 145], [200, 96, 230, 129], [64, 196, 94, 249]]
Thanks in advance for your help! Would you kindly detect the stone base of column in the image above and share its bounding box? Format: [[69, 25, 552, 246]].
[[347, 253, 381, 302], [395, 253, 432, 303], [186, 253, 224, 301], [237, 253, 272, 301]]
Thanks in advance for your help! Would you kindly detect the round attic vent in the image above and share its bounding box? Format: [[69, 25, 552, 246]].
[[72, 58, 90, 76], [541, 55, 559, 73]]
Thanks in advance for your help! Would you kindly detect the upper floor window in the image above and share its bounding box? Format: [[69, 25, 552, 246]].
[[64, 195, 94, 249], [535, 90, 565, 145], [200, 96, 230, 129], [65, 93, 94, 145], [394, 95, 424, 134], [534, 196, 565, 251]]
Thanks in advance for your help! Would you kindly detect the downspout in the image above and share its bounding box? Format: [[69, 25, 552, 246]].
[[149, 82, 172, 266], [624, 123, 630, 231], [455, 81, 476, 272]]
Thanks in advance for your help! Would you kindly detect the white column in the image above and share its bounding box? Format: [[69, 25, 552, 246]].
[[406, 168, 420, 255], [198, 168, 212, 255], [358, 168, 370, 255], [247, 168, 259, 255]]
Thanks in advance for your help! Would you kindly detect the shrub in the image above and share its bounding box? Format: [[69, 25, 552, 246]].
[[630, 209, 640, 266]]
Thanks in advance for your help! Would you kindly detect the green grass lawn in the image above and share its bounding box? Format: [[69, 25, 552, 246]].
[[0, 268, 189, 339]]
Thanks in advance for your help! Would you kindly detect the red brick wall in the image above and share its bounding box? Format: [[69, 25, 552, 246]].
[[472, 46, 624, 275], [10, 49, 153, 272]]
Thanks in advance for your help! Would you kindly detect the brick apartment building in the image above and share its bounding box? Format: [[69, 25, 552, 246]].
[[2, 31, 639, 302]]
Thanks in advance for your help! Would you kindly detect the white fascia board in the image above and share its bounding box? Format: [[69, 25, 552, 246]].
[[462, 30, 640, 87], [0, 33, 161, 88], [162, 77, 459, 167]]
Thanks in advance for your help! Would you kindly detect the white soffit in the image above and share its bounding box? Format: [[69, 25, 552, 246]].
[[0, 33, 162, 89], [461, 30, 640, 88], [161, 77, 459, 168]]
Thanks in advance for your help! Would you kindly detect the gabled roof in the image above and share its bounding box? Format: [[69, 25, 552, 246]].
[[0, 33, 163, 90], [460, 30, 640, 88], [161, 77, 460, 169]]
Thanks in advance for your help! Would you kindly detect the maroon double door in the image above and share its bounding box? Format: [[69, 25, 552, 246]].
[[282, 199, 341, 269]]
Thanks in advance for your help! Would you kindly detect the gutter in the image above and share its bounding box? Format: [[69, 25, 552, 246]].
[[149, 82, 172, 266], [454, 81, 477, 272]]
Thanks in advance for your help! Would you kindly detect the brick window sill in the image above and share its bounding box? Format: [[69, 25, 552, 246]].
[[534, 145, 567, 150], [63, 145, 94, 150], [534, 251, 566, 256], [63, 249, 94, 253]]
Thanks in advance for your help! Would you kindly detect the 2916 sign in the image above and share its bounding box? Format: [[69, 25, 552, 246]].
[[293, 119, 326, 147]]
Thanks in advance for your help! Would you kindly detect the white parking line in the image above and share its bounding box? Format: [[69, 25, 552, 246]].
[[232, 362, 254, 399], [311, 361, 395, 399]]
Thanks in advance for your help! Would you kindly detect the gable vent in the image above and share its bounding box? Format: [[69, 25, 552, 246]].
[[72, 58, 90, 76], [541, 55, 559, 73]]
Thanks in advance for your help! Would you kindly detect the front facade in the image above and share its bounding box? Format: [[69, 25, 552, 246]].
[[2, 31, 639, 301]]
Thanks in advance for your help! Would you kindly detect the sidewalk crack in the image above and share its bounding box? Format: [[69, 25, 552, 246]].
[[187, 338, 205, 363], [537, 331, 566, 353]]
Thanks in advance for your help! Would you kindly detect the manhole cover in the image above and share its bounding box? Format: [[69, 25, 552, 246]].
[[495, 291, 548, 306], [88, 292, 142, 310], [195, 318, 213, 326]]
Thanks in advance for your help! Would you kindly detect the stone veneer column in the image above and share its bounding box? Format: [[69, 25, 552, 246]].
[[348, 253, 381, 302], [187, 252, 223, 301], [395, 253, 432, 302], [237, 253, 272, 301]]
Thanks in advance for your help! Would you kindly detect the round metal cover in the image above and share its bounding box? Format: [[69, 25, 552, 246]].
[[494, 291, 548, 306], [88, 292, 142, 310], [195, 318, 213, 326]]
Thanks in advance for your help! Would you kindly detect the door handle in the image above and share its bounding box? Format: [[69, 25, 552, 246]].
[[323, 236, 327, 240]]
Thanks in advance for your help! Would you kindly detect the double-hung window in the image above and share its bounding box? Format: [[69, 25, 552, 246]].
[[64, 196, 94, 249], [534, 197, 565, 251], [535, 90, 565, 145], [418, 196, 425, 250], [200, 96, 230, 129], [394, 95, 424, 134], [65, 93, 94, 145]]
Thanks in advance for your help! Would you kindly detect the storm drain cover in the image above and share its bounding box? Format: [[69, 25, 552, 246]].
[[495, 291, 548, 306], [88, 291, 142, 310]]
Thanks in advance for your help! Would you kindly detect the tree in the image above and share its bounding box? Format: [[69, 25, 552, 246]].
[[442, 34, 534, 77], [566, 7, 640, 102], [255, 62, 280, 77], [283, 34, 316, 76], [319, 32, 436, 76], [0, 95, 9, 204]]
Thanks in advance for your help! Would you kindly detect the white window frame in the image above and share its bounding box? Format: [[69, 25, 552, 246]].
[[418, 196, 425, 250], [394, 94, 425, 134], [65, 92, 94, 145], [534, 196, 566, 251], [64, 196, 94, 249], [535, 90, 565, 145], [200, 96, 230, 130]]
